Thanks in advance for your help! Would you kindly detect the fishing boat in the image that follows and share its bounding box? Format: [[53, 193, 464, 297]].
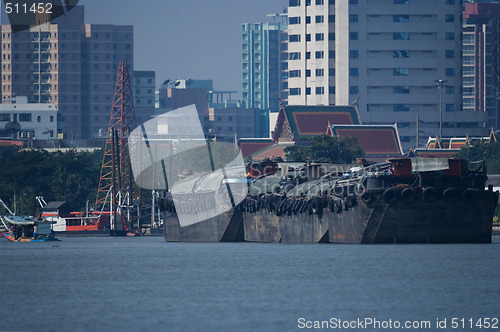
[[1, 215, 59, 242], [40, 201, 111, 236]]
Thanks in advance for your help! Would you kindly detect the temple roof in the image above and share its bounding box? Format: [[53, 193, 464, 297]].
[[239, 138, 274, 158], [273, 105, 360, 141], [327, 124, 403, 158], [251, 142, 295, 161]]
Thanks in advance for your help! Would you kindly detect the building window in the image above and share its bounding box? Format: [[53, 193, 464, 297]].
[[306, 87, 311, 95], [350, 68, 358, 76], [446, 104, 454, 112], [394, 86, 410, 94], [445, 68, 454, 76], [329, 68, 335, 76], [306, 16, 311, 24], [350, 50, 358, 58], [19, 114, 32, 122], [350, 86, 358, 94], [0, 114, 9, 121], [315, 33, 324, 41], [393, 32, 409, 40], [289, 52, 301, 60], [289, 70, 301, 78], [394, 0, 409, 3], [445, 15, 454, 22], [315, 51, 324, 59], [316, 87, 325, 95], [316, 0, 324, 4], [329, 0, 334, 3], [350, 32, 358, 40], [329, 15, 335, 22], [329, 33, 335, 41], [446, 86, 454, 94], [289, 35, 301, 42], [306, 52, 311, 59], [393, 15, 409, 22], [329, 51, 335, 58], [315, 15, 324, 23], [350, 15, 358, 22], [306, 0, 311, 5], [393, 104, 410, 112], [316, 69, 324, 76], [329, 86, 335, 94], [445, 50, 455, 58], [350, 0, 358, 3], [289, 0, 300, 6], [393, 50, 410, 58], [37, 116, 41, 123], [393, 68, 409, 76], [445, 32, 454, 40], [306, 34, 311, 42], [290, 88, 301, 95], [446, 0, 454, 3], [289, 17, 301, 25], [306, 70, 311, 77]]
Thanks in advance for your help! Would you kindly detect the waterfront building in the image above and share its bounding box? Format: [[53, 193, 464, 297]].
[[463, 2, 500, 130], [0, 6, 133, 140], [0, 96, 57, 139], [286, 0, 488, 150], [242, 14, 288, 112]]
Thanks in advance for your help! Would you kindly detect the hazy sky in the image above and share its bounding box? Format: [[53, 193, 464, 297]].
[[81, 0, 287, 96]]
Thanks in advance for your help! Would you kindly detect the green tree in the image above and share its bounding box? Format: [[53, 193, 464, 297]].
[[284, 135, 364, 163], [0, 147, 104, 215], [457, 140, 500, 174]]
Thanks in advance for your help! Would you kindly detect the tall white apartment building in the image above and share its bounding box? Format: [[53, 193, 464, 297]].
[[287, 0, 488, 150]]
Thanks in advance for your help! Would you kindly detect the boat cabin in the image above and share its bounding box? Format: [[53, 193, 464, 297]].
[[2, 215, 58, 242]]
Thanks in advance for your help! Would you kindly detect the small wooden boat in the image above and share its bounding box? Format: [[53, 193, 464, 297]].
[[1, 215, 60, 242]]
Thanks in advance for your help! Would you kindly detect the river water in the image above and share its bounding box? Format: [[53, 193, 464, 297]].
[[1, 236, 499, 331]]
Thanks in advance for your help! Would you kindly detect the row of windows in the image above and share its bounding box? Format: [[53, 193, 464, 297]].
[[0, 113, 55, 122], [347, 14, 454, 23], [357, 50, 455, 59], [289, 87, 334, 95], [289, 0, 336, 7], [289, 15, 335, 25], [289, 33, 335, 42], [364, 104, 456, 112], [289, 86, 456, 96]]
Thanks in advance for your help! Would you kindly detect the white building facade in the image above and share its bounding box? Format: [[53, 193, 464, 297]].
[[287, 0, 488, 150], [0, 96, 57, 139]]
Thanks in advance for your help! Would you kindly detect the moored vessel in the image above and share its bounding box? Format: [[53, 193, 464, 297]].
[[1, 215, 59, 242], [160, 158, 499, 244]]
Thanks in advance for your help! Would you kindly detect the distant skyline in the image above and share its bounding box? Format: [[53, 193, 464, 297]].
[[81, 0, 287, 97]]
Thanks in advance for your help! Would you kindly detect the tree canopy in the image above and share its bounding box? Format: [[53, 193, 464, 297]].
[[0, 147, 103, 216], [456, 140, 500, 174], [284, 135, 364, 164]]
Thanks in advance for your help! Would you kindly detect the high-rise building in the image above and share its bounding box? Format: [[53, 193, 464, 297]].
[[463, 2, 500, 130], [133, 70, 155, 125], [286, 0, 488, 150], [0, 6, 133, 139], [242, 14, 288, 113]]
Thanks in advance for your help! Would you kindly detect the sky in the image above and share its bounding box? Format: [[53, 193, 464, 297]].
[[81, 0, 288, 96]]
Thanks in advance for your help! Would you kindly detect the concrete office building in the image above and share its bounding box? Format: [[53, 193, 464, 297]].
[[1, 6, 133, 140], [287, 0, 488, 150], [133, 70, 156, 125], [0, 96, 57, 139]]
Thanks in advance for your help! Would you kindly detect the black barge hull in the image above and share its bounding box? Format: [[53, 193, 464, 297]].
[[330, 189, 497, 244]]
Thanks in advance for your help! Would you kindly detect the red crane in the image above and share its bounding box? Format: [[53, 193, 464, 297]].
[[95, 61, 138, 231]]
